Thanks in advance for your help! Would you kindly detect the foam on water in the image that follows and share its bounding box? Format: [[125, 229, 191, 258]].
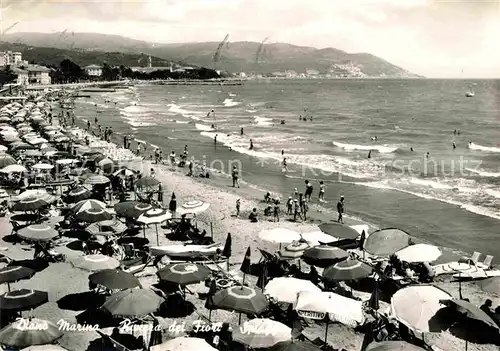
[[254, 116, 273, 126], [468, 142, 500, 153], [333, 141, 399, 154], [223, 98, 241, 107], [466, 168, 500, 177], [195, 123, 216, 132]]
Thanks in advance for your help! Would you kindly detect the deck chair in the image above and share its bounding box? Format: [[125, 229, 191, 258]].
[[122, 243, 140, 260], [477, 255, 494, 270], [470, 251, 481, 264], [34, 243, 64, 262], [9, 220, 29, 235], [96, 330, 137, 351]]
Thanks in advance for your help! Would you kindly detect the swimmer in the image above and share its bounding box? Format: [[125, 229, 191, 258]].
[[249, 139, 254, 150], [299, 115, 302, 121], [426, 152, 430, 158], [371, 136, 378, 141], [410, 147, 414, 152], [368, 150, 371, 159], [310, 116, 313, 121], [452, 142, 456, 149], [453, 129, 457, 135], [281, 149, 284, 156], [240, 127, 244, 136], [214, 134, 217, 145], [282, 158, 288, 172]]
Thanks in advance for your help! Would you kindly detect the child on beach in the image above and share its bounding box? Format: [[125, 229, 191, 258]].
[[319, 181, 325, 201], [236, 198, 240, 217], [337, 195, 345, 223]]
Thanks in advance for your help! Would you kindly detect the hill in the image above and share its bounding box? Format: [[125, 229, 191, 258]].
[[2, 32, 422, 78], [0, 41, 174, 68]]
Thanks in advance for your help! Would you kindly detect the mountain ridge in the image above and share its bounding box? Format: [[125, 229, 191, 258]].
[[2, 32, 423, 78]]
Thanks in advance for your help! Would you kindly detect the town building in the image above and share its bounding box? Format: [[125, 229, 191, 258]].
[[11, 67, 28, 85], [10, 65, 51, 85], [84, 64, 102, 77], [0, 51, 23, 67]]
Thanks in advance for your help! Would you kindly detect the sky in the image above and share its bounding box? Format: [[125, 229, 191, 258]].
[[1, 0, 500, 78]]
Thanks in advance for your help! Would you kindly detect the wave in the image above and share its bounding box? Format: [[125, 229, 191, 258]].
[[228, 93, 236, 97], [254, 116, 273, 127], [246, 109, 257, 113], [466, 168, 500, 177], [125, 120, 157, 128], [333, 141, 399, 154], [223, 98, 241, 107], [468, 142, 500, 153], [122, 105, 149, 114], [195, 123, 216, 132], [175, 121, 190, 124], [167, 103, 200, 118]]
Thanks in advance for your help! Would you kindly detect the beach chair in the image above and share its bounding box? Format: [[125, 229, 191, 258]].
[[122, 243, 140, 260], [96, 330, 139, 351], [470, 251, 481, 264], [477, 255, 494, 270]]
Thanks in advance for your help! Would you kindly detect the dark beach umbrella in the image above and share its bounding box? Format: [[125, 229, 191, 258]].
[[222, 233, 232, 258], [136, 176, 160, 188], [168, 192, 177, 213], [302, 246, 349, 268], [84, 174, 110, 185], [157, 263, 211, 285], [0, 289, 48, 311], [365, 341, 425, 351], [86, 219, 127, 236], [89, 269, 141, 290], [212, 286, 268, 315], [75, 208, 113, 223], [114, 201, 152, 218], [148, 317, 163, 348], [318, 223, 360, 240], [0, 266, 35, 291], [363, 228, 412, 257], [17, 224, 58, 242], [102, 289, 164, 317], [256, 263, 268, 290], [0, 318, 63, 348], [368, 280, 380, 311], [11, 197, 51, 212], [65, 186, 91, 203], [0, 155, 16, 168], [359, 230, 366, 249], [323, 259, 372, 281], [360, 321, 375, 351], [477, 277, 500, 295], [205, 279, 217, 310], [440, 299, 499, 330], [267, 341, 321, 351]]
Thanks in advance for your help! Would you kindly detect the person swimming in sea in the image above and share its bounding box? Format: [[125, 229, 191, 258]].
[[371, 136, 378, 141], [280, 120, 285, 125], [281, 149, 284, 156], [299, 115, 302, 121], [453, 142, 456, 149], [240, 127, 244, 136], [249, 139, 254, 150], [426, 152, 430, 158], [214, 134, 218, 145], [282, 158, 288, 172], [368, 150, 371, 159], [410, 147, 414, 152], [310, 116, 313, 121]]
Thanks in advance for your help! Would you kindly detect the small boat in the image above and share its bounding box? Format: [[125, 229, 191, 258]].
[[465, 85, 474, 97], [149, 242, 223, 257]]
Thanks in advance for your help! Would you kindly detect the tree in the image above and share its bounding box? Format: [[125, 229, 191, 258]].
[[0, 66, 16, 86], [101, 63, 119, 81], [59, 59, 85, 82]]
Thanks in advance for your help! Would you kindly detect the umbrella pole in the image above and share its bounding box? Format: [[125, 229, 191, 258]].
[[7, 282, 10, 292], [238, 313, 242, 325], [210, 222, 213, 239], [209, 309, 212, 322], [143, 225, 146, 239], [155, 224, 159, 246], [324, 320, 329, 342]]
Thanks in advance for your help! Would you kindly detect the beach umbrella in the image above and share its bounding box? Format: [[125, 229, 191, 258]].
[[27, 138, 48, 145], [0, 266, 35, 291], [0, 116, 10, 123], [259, 228, 301, 245], [65, 186, 91, 203], [365, 341, 425, 351], [390, 285, 452, 332], [72, 199, 106, 214], [322, 259, 372, 281], [157, 263, 211, 285], [75, 208, 113, 223], [97, 157, 113, 168], [11, 116, 24, 124], [32, 163, 53, 171], [233, 318, 291, 348], [212, 286, 268, 315], [1, 164, 27, 173], [55, 159, 78, 165], [267, 341, 322, 351], [53, 136, 69, 143], [396, 244, 441, 263], [11, 190, 49, 202], [22, 149, 43, 158], [264, 277, 321, 304], [294, 291, 365, 328], [150, 337, 216, 351], [112, 167, 135, 177], [102, 288, 164, 317], [477, 277, 500, 295], [0, 155, 16, 168], [0, 318, 63, 348], [0, 289, 48, 311], [137, 208, 172, 245], [440, 299, 499, 330], [299, 231, 337, 246], [278, 242, 308, 260], [11, 197, 51, 212], [17, 224, 58, 242], [22, 345, 69, 351], [136, 176, 160, 188], [71, 254, 120, 271], [86, 219, 127, 236], [43, 126, 59, 131], [363, 228, 412, 257], [168, 192, 177, 214], [0, 145, 7, 153], [89, 269, 140, 290], [177, 200, 210, 215], [302, 246, 348, 267], [318, 223, 360, 240], [114, 201, 152, 219], [84, 174, 110, 185]]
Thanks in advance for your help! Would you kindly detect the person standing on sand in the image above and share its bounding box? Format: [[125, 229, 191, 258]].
[[240, 127, 244, 136], [318, 181, 325, 201], [214, 134, 218, 146], [304, 180, 313, 202], [273, 198, 280, 222], [293, 199, 302, 222], [337, 195, 345, 223], [236, 198, 240, 217], [232, 166, 240, 188]]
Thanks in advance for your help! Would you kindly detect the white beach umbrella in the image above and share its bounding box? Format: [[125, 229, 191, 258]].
[[396, 244, 442, 263], [264, 277, 321, 303], [300, 231, 337, 246], [32, 163, 54, 170], [27, 137, 48, 145], [150, 337, 216, 351], [11, 189, 49, 202], [137, 208, 172, 245], [0, 164, 27, 173], [259, 227, 301, 244], [0, 145, 7, 152], [55, 159, 78, 165], [232, 318, 291, 348], [177, 200, 210, 215]]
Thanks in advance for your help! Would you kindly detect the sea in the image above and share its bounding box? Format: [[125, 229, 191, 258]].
[[73, 79, 500, 258]]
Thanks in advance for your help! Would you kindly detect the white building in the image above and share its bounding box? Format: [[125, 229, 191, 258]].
[[11, 67, 28, 85], [84, 64, 102, 77], [0, 51, 22, 67], [25, 65, 51, 85]]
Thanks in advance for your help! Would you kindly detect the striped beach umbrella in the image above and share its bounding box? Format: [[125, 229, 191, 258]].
[[151, 337, 216, 351], [72, 199, 106, 214], [0, 318, 63, 348], [212, 286, 268, 315], [177, 200, 210, 215], [84, 174, 110, 185], [75, 208, 113, 223], [364, 228, 412, 257], [322, 259, 372, 281], [102, 289, 164, 317], [72, 254, 120, 271], [0, 289, 48, 311], [137, 208, 172, 245], [65, 186, 91, 203], [114, 201, 152, 219], [0, 155, 16, 168], [0, 266, 35, 291], [17, 224, 58, 242], [157, 263, 211, 285], [11, 197, 51, 212]]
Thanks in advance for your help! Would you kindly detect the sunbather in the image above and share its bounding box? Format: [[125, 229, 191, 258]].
[[249, 208, 258, 222]]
